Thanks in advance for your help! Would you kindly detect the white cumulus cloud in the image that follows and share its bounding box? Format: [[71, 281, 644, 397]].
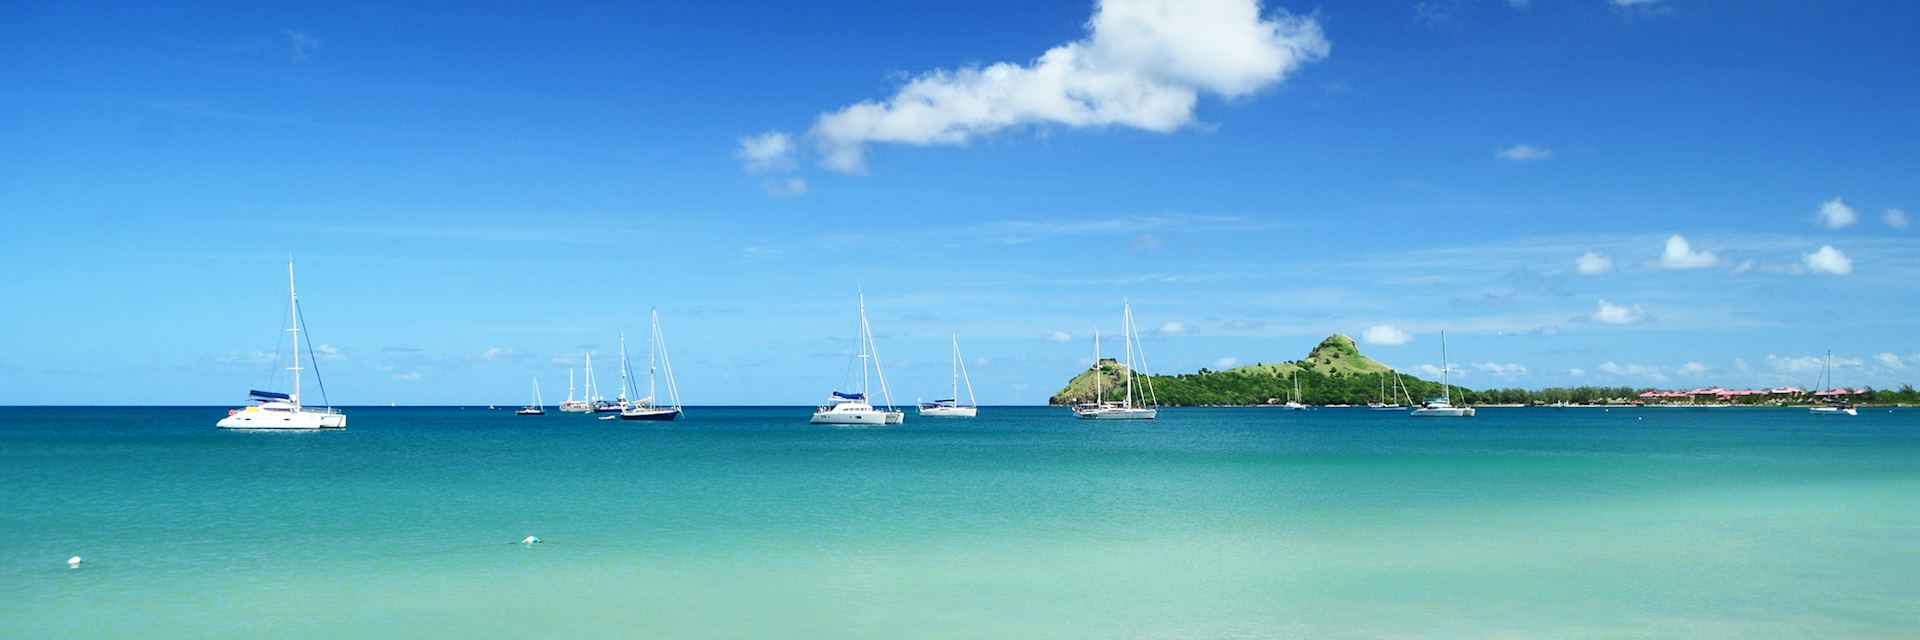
[[1158, 322, 1187, 335], [1361, 325, 1413, 345], [1886, 208, 1910, 230], [1677, 361, 1707, 376], [1803, 245, 1852, 275], [1567, 367, 1587, 377], [1495, 144, 1552, 162], [1213, 356, 1238, 368], [1876, 353, 1904, 369], [1575, 251, 1614, 275], [1045, 331, 1074, 343], [792, 0, 1330, 173], [1590, 299, 1649, 325], [1655, 234, 1719, 269], [1813, 197, 1857, 229]]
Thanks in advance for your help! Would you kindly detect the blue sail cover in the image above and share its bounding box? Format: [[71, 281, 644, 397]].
[[250, 389, 292, 400], [832, 391, 865, 400]]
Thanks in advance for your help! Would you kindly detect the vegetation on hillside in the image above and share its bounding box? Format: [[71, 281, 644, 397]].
[[1049, 334, 1920, 406], [1051, 334, 1461, 406]]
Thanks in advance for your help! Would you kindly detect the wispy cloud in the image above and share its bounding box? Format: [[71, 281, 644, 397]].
[[1495, 143, 1552, 162], [735, 132, 795, 173], [1598, 361, 1666, 382], [755, 0, 1330, 174], [215, 350, 276, 365], [282, 29, 321, 62], [762, 177, 808, 197], [1471, 361, 1529, 376], [1884, 208, 1909, 230], [1575, 251, 1614, 275]]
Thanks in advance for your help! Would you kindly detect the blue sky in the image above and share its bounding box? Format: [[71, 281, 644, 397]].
[[2, 0, 1916, 405]]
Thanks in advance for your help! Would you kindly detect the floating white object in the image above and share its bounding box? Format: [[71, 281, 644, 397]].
[[521, 536, 540, 545], [68, 556, 83, 568]]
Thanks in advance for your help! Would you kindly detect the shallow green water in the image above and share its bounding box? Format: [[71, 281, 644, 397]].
[[3, 406, 1916, 638]]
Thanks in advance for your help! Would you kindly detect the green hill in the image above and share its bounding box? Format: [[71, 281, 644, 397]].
[[1049, 333, 1464, 406]]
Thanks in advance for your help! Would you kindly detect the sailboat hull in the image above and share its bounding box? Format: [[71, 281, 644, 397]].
[[618, 407, 682, 421], [918, 406, 977, 417], [811, 409, 901, 425], [217, 409, 346, 430], [1410, 407, 1475, 418], [1072, 407, 1157, 420], [1809, 407, 1857, 416]]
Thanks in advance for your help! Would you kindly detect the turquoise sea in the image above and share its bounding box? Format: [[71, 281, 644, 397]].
[[3, 406, 1916, 638]]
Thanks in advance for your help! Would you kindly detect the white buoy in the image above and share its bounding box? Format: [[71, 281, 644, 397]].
[[521, 536, 539, 545], [67, 556, 83, 568]]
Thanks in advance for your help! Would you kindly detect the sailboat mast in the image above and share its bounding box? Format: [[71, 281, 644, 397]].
[[1123, 302, 1135, 409], [1093, 328, 1103, 404], [858, 293, 870, 399], [619, 331, 630, 403], [585, 353, 595, 401], [1440, 330, 1452, 402], [287, 260, 302, 406], [648, 309, 659, 405], [1820, 345, 1835, 392]]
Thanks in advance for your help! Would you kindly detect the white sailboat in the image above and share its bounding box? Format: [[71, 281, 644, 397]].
[[558, 367, 592, 413], [1072, 301, 1158, 420], [1369, 372, 1411, 411], [586, 351, 618, 413], [812, 292, 904, 425], [620, 308, 683, 421], [919, 334, 978, 417], [1410, 330, 1474, 418], [217, 261, 347, 430], [517, 376, 546, 415], [1283, 370, 1308, 410], [1809, 349, 1857, 416]]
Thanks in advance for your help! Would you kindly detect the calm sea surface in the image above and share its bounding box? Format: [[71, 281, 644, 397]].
[[3, 406, 1916, 638]]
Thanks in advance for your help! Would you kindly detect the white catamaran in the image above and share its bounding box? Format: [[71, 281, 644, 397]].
[[217, 261, 346, 430], [619, 308, 683, 421], [1809, 349, 1857, 416], [919, 334, 978, 417], [1410, 330, 1475, 418], [517, 375, 546, 415], [812, 292, 904, 425], [1072, 301, 1158, 420]]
